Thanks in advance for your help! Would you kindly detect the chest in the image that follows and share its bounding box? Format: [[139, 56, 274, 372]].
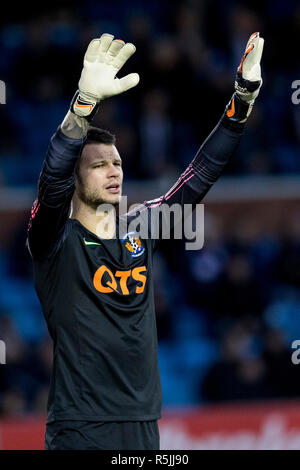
[[69, 231, 152, 299]]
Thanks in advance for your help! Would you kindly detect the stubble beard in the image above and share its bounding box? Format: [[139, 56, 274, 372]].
[[77, 179, 120, 212]]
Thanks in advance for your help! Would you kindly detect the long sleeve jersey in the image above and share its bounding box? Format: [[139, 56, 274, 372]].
[[27, 113, 244, 423]]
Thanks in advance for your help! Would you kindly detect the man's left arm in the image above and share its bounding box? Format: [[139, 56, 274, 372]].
[[141, 32, 264, 238]]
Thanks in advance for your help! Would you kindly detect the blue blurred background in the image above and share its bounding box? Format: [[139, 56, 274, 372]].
[[0, 0, 300, 417]]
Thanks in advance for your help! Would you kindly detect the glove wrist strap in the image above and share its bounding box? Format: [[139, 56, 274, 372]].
[[223, 92, 253, 124], [235, 71, 261, 105], [70, 90, 100, 122]]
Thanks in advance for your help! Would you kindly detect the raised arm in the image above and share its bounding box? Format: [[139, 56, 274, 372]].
[[27, 33, 139, 259], [129, 33, 264, 243]]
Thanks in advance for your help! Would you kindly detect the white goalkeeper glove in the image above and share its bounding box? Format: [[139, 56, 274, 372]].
[[71, 33, 140, 121], [225, 32, 264, 124], [235, 31, 264, 105]]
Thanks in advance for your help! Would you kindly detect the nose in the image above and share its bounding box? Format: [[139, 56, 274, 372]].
[[107, 162, 121, 178]]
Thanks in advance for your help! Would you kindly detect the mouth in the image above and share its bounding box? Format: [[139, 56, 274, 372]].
[[105, 183, 121, 194]]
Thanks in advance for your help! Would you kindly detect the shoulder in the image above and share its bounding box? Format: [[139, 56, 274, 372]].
[[28, 218, 75, 262]]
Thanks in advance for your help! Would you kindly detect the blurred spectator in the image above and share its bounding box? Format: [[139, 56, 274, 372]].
[[139, 88, 173, 178], [1, 390, 27, 417], [201, 320, 272, 403], [263, 328, 300, 398]]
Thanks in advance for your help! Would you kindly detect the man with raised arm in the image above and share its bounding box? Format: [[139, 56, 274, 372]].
[[27, 32, 264, 450]]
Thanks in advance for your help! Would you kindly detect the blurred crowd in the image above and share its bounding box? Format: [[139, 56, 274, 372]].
[[0, 0, 299, 186], [0, 0, 300, 416]]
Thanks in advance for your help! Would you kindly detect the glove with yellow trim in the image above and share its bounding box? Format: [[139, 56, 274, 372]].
[[70, 33, 140, 121], [224, 32, 264, 124]]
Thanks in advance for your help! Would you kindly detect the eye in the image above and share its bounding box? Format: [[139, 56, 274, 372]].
[[114, 161, 122, 166]]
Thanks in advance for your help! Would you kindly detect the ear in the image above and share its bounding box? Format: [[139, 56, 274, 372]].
[[74, 156, 82, 181]]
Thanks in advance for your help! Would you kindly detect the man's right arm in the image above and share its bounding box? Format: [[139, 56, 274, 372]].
[[26, 113, 87, 260], [26, 33, 140, 259]]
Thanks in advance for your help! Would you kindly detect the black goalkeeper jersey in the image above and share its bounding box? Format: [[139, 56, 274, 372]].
[[26, 114, 244, 423]]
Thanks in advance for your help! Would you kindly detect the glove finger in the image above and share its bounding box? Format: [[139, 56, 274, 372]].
[[237, 33, 256, 73], [98, 33, 114, 53], [112, 43, 136, 71], [241, 37, 264, 81], [246, 31, 260, 49], [105, 39, 125, 63], [243, 36, 264, 70], [107, 39, 125, 56], [117, 73, 140, 94], [84, 39, 101, 62], [255, 37, 264, 65], [238, 33, 263, 73]]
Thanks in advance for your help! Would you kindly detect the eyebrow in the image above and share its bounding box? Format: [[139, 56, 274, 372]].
[[90, 157, 122, 165]]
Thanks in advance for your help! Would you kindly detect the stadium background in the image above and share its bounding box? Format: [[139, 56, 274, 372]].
[[0, 0, 299, 449]]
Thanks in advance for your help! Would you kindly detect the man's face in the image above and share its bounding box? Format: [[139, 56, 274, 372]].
[[75, 142, 123, 209]]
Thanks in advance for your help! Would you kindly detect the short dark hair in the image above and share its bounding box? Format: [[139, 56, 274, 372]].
[[75, 126, 116, 178], [85, 126, 116, 146]]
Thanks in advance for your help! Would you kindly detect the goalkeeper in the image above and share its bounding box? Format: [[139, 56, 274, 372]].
[[27, 32, 264, 450]]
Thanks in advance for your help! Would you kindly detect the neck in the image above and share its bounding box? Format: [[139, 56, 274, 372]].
[[71, 194, 116, 239]]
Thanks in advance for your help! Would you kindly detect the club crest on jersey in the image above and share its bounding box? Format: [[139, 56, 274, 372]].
[[121, 232, 145, 258]]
